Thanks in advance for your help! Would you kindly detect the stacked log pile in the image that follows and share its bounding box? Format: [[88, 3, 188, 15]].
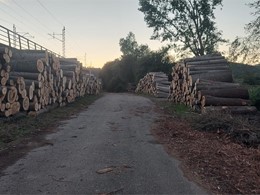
[[0, 46, 101, 117], [0, 46, 21, 117], [135, 72, 170, 98], [169, 54, 257, 114]]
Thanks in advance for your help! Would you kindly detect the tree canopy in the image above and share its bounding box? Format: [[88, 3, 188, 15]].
[[100, 32, 173, 92], [119, 32, 150, 57], [229, 0, 260, 64], [138, 0, 225, 57]]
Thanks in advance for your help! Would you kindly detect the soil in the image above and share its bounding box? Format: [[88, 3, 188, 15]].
[[152, 113, 260, 194]]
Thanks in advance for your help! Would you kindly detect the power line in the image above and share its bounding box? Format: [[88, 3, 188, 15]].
[[0, 1, 53, 41], [11, 0, 56, 34], [36, 0, 64, 26], [35, 0, 86, 57], [5, 0, 88, 61]]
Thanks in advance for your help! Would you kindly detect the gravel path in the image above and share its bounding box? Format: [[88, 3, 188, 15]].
[[0, 93, 206, 194]]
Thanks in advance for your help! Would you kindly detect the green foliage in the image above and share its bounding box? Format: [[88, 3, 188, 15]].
[[119, 32, 150, 57], [228, 0, 260, 64], [156, 100, 191, 117], [244, 74, 260, 85], [100, 32, 173, 92], [229, 62, 260, 83], [138, 0, 225, 57], [229, 62, 260, 110], [249, 86, 260, 110]]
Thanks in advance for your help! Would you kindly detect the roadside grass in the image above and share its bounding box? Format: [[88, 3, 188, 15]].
[[0, 94, 102, 150], [150, 96, 260, 147], [157, 101, 192, 117]]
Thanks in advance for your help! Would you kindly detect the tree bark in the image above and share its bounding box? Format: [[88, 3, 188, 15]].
[[202, 106, 257, 115], [10, 72, 42, 81], [201, 95, 251, 107], [197, 87, 249, 100], [11, 59, 44, 73], [189, 70, 233, 85]]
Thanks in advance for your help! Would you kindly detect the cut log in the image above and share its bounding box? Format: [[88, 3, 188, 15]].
[[188, 69, 229, 75], [11, 50, 49, 63], [20, 96, 30, 111], [62, 71, 75, 79], [156, 86, 170, 93], [6, 86, 18, 104], [201, 95, 251, 107], [189, 70, 233, 85], [195, 79, 241, 89], [187, 65, 229, 71], [0, 46, 9, 54], [184, 55, 225, 63], [1, 77, 7, 86], [10, 101, 21, 115], [11, 59, 44, 73], [10, 72, 42, 81], [197, 87, 249, 100], [0, 86, 7, 98], [202, 106, 257, 115]]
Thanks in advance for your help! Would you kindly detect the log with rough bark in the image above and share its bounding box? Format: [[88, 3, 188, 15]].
[[10, 72, 42, 81], [188, 70, 233, 85], [201, 95, 251, 107], [11, 50, 49, 65], [197, 87, 249, 101], [11, 59, 44, 73], [202, 106, 257, 115]]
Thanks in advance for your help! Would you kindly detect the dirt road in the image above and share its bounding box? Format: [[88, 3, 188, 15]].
[[0, 93, 206, 194]]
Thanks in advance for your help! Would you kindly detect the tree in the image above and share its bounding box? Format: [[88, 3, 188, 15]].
[[229, 0, 260, 64], [100, 32, 174, 92], [119, 32, 150, 57], [138, 0, 225, 57]]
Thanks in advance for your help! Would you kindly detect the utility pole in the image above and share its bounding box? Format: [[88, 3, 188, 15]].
[[13, 24, 34, 48], [62, 26, 65, 57], [48, 26, 65, 57]]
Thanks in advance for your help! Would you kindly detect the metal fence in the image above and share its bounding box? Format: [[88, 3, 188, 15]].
[[0, 25, 62, 57]]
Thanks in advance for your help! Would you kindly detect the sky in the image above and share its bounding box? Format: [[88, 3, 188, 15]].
[[0, 0, 255, 68]]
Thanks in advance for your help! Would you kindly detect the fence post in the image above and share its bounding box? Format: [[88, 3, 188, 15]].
[[27, 39, 30, 49], [19, 36, 22, 49], [7, 30, 11, 47]]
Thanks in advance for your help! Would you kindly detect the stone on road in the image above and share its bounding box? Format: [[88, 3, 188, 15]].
[[0, 93, 206, 194]]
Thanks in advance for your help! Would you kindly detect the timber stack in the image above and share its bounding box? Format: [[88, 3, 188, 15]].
[[135, 72, 170, 98], [0, 45, 101, 117], [169, 54, 257, 114]]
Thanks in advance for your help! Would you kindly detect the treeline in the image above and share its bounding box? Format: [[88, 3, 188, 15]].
[[100, 32, 173, 92]]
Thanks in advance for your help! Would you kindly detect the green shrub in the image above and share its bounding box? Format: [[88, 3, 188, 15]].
[[249, 86, 260, 110], [243, 74, 260, 85]]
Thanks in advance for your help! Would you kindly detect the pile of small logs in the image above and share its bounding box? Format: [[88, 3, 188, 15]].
[[0, 46, 101, 117], [0, 46, 19, 117], [169, 54, 257, 114], [135, 72, 170, 98]]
